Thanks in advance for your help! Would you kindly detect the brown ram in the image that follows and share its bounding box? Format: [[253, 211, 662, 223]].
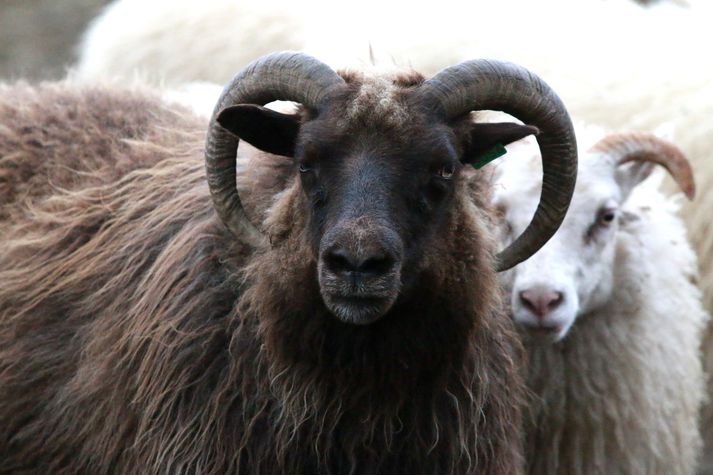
[[0, 52, 577, 474]]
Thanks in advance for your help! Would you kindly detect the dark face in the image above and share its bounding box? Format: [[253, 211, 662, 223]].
[[295, 114, 461, 324], [217, 75, 537, 324]]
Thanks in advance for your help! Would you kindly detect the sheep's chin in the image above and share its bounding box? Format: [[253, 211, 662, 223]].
[[322, 293, 397, 325], [518, 320, 574, 344]]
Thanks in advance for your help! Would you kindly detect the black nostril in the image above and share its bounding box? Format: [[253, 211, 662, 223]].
[[324, 249, 395, 277], [548, 292, 564, 310], [519, 291, 537, 313], [358, 255, 394, 275], [325, 249, 358, 273], [519, 289, 564, 318]]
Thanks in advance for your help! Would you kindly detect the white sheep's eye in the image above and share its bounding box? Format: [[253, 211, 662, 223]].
[[596, 208, 617, 226], [299, 163, 312, 173], [437, 164, 455, 179]]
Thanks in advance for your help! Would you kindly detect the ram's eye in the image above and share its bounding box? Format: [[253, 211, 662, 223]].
[[299, 163, 312, 173], [596, 208, 617, 226], [437, 164, 455, 179]]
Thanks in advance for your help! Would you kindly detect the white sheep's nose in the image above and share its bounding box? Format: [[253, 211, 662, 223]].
[[519, 288, 564, 320]]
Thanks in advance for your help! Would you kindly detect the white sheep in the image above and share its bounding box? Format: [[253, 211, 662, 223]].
[[491, 126, 708, 474]]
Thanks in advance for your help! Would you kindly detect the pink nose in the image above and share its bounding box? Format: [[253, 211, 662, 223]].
[[519, 289, 564, 319]]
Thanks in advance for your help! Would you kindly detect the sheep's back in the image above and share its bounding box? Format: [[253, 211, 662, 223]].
[[0, 81, 207, 221]]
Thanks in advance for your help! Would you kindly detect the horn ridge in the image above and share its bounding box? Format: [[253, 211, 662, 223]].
[[421, 59, 578, 271], [205, 52, 344, 245]]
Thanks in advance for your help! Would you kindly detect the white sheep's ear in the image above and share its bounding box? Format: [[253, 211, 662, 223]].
[[217, 104, 300, 158], [615, 160, 656, 201]]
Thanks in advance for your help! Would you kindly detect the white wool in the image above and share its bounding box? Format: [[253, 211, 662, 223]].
[[493, 127, 709, 474], [76, 0, 307, 86], [162, 82, 223, 118]]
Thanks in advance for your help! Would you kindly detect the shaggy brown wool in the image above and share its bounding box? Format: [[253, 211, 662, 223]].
[[0, 81, 207, 221], [0, 82, 525, 474]]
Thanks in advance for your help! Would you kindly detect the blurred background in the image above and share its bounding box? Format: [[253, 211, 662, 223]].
[[0, 0, 108, 79], [0, 0, 702, 82]]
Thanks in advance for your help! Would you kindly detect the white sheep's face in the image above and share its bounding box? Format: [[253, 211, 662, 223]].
[[493, 134, 635, 343]]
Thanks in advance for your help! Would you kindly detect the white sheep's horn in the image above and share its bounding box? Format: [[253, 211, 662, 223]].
[[590, 132, 695, 200]]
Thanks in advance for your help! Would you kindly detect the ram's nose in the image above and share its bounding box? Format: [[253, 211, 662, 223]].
[[322, 245, 397, 285], [318, 219, 403, 325]]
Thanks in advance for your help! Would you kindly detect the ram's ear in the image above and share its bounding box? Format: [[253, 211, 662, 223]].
[[461, 122, 539, 166], [217, 104, 300, 158], [614, 161, 657, 202]]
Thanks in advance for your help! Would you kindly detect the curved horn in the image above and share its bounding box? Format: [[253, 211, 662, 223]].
[[590, 132, 695, 200], [420, 60, 578, 271], [205, 51, 344, 246]]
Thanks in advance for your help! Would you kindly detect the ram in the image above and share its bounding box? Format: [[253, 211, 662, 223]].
[[492, 128, 707, 475], [0, 52, 577, 474]]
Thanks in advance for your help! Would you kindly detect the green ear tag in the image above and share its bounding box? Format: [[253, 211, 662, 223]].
[[471, 143, 507, 169]]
